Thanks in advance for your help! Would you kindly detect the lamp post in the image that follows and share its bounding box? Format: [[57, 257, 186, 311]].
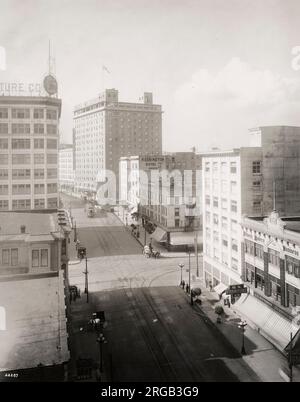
[[83, 256, 89, 303], [238, 320, 247, 355], [178, 263, 184, 286]]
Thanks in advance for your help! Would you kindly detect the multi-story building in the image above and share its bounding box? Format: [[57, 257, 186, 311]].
[[0, 93, 61, 211], [202, 126, 300, 291], [73, 89, 162, 201], [0, 211, 71, 378], [59, 144, 74, 194], [240, 211, 300, 350], [120, 152, 202, 248]]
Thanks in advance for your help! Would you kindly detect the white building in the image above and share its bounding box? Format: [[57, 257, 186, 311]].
[[0, 92, 61, 211], [202, 147, 263, 289], [59, 144, 74, 193], [73, 89, 162, 200]]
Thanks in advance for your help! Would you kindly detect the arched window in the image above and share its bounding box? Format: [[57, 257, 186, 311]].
[[0, 306, 6, 330]]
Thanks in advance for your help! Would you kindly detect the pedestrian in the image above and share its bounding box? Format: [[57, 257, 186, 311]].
[[182, 280, 185, 289], [209, 281, 213, 291]]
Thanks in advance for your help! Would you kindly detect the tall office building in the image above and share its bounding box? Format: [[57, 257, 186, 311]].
[[202, 126, 300, 292], [0, 77, 61, 211], [73, 89, 162, 200]]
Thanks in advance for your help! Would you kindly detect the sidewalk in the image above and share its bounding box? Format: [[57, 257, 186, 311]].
[[114, 206, 198, 258], [185, 277, 300, 382]]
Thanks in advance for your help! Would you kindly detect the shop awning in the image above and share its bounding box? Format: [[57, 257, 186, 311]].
[[170, 231, 203, 246], [214, 283, 228, 295], [151, 227, 167, 243], [234, 293, 295, 351]]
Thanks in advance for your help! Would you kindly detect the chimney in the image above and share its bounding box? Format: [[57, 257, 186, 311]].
[[20, 225, 26, 234]]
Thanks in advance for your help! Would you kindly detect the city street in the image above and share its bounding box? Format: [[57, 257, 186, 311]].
[[62, 194, 259, 382]]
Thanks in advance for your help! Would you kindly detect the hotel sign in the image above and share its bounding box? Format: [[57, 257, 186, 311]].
[[283, 245, 299, 257], [0, 82, 42, 96]]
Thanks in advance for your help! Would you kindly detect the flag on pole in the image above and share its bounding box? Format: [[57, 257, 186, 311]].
[[102, 65, 110, 74]]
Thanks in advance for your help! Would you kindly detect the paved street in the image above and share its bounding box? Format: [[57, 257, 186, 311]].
[[61, 194, 259, 382]]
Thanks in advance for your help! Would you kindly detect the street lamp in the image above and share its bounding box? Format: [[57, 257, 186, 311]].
[[238, 320, 247, 355], [178, 263, 184, 286]]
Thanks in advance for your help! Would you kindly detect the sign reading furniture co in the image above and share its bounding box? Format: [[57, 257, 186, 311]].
[[226, 284, 248, 295], [0, 82, 42, 96]]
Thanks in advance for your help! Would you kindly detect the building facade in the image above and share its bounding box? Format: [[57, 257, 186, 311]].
[[120, 152, 202, 248], [203, 126, 300, 290], [59, 144, 74, 194], [242, 211, 300, 310], [73, 89, 162, 200], [202, 147, 264, 288], [0, 95, 61, 211]]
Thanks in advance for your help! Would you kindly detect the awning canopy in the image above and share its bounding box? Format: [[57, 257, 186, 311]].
[[214, 283, 228, 295], [170, 231, 202, 246], [151, 227, 167, 243], [234, 293, 295, 351]]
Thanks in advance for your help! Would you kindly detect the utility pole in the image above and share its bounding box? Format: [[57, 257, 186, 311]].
[[84, 256, 89, 303], [289, 332, 293, 382]]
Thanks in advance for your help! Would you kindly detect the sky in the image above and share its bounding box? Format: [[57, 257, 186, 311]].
[[1, 0, 300, 152]]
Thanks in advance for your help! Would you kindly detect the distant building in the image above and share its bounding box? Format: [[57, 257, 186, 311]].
[[119, 152, 202, 248], [73, 89, 162, 200], [0, 90, 61, 211], [241, 211, 300, 350], [0, 211, 71, 378], [59, 144, 74, 194]]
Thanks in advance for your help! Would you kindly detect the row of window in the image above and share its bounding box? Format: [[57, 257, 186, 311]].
[[0, 138, 57, 149], [204, 160, 261, 174], [0, 183, 57, 194], [0, 123, 57, 135], [1, 248, 49, 268], [0, 198, 57, 210], [0, 108, 57, 120], [205, 196, 238, 211], [0, 168, 57, 179], [0, 153, 57, 165]]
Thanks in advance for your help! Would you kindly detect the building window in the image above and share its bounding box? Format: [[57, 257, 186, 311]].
[[221, 162, 227, 174], [252, 161, 261, 174], [230, 162, 237, 173], [221, 180, 228, 193], [0, 200, 8, 210], [0, 139, 8, 149], [213, 231, 219, 243], [47, 154, 57, 164], [34, 154, 44, 164], [232, 239, 238, 252], [47, 139, 57, 149], [47, 197, 57, 208], [41, 249, 48, 267], [205, 195, 210, 206], [231, 257, 238, 271], [221, 216, 228, 230], [12, 184, 30, 195], [222, 235, 228, 247], [0, 154, 8, 165], [221, 198, 227, 211], [0, 108, 8, 119], [47, 168, 57, 179], [12, 138, 31, 149], [11, 249, 18, 266], [34, 169, 44, 179], [32, 250, 39, 267], [213, 197, 218, 208], [0, 184, 8, 195], [12, 169, 31, 179], [47, 183, 57, 194], [2, 249, 9, 265], [12, 108, 30, 119], [34, 184, 45, 194], [213, 162, 218, 172], [12, 199, 31, 210], [205, 211, 210, 223], [268, 249, 280, 267], [34, 199, 45, 209], [213, 214, 219, 225], [34, 124, 44, 134], [34, 139, 44, 149], [47, 124, 57, 135], [230, 181, 237, 195], [33, 109, 44, 119], [12, 123, 30, 134], [231, 200, 237, 213], [253, 200, 262, 211], [12, 154, 30, 164], [46, 109, 57, 120], [0, 123, 8, 134], [0, 169, 8, 180], [205, 162, 210, 172]]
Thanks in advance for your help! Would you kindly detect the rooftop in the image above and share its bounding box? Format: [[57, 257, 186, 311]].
[[0, 212, 57, 235], [0, 272, 69, 371]]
